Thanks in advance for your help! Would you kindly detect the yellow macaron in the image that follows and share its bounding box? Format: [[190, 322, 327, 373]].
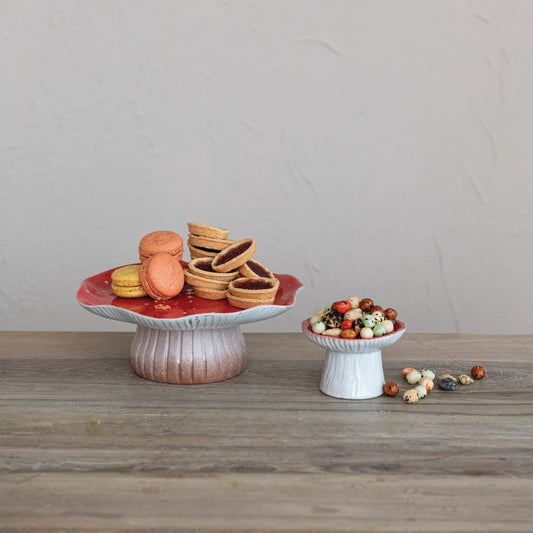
[[111, 264, 147, 298]]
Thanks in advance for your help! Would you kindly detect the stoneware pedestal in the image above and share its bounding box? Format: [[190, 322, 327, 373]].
[[302, 318, 406, 399], [130, 325, 246, 384], [77, 264, 303, 385]]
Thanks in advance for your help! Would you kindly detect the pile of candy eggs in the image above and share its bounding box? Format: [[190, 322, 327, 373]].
[[384, 365, 486, 404], [309, 297, 398, 339]]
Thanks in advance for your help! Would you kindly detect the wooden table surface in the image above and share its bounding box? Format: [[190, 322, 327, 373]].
[[1, 331, 532, 531]]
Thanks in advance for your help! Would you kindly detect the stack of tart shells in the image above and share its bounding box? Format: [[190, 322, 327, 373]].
[[184, 223, 279, 308], [187, 222, 234, 259], [184, 257, 239, 300]]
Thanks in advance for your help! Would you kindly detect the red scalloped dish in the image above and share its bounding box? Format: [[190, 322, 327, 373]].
[[77, 262, 303, 320]]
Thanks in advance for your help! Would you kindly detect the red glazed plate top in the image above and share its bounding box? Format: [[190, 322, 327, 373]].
[[77, 262, 303, 320]]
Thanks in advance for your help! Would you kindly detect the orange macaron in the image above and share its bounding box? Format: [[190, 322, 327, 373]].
[[139, 253, 185, 301], [139, 231, 184, 263]]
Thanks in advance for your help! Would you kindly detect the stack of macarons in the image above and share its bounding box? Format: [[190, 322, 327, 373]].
[[111, 230, 185, 301]]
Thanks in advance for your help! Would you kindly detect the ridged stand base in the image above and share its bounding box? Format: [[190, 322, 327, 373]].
[[130, 325, 246, 384], [320, 349, 385, 399]]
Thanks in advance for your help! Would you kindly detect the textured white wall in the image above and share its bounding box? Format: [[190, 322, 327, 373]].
[[1, 0, 532, 333]]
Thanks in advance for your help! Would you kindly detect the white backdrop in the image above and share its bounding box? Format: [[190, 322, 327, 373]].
[[2, 0, 533, 333]]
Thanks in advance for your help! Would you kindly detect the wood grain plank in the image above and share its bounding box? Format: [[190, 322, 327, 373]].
[[1, 332, 532, 531]]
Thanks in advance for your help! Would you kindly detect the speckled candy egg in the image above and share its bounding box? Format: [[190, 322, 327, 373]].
[[360, 327, 374, 339], [420, 369, 435, 380], [311, 321, 326, 334], [471, 365, 486, 379], [359, 298, 373, 312], [373, 323, 387, 337], [419, 377, 434, 391], [406, 370, 421, 384], [414, 385, 427, 399], [348, 296, 360, 309], [322, 328, 342, 337], [310, 314, 323, 326], [344, 308, 363, 322], [362, 314, 376, 328], [383, 382, 399, 397], [438, 377, 458, 391], [340, 329, 357, 339], [401, 367, 417, 377], [371, 310, 384, 323], [383, 320, 394, 334], [458, 374, 474, 385], [403, 389, 419, 403], [322, 310, 343, 329]]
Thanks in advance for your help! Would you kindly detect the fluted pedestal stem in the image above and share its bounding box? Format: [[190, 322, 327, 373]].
[[130, 325, 246, 384]]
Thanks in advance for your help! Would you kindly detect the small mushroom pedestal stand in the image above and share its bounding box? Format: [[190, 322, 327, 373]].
[[302, 319, 406, 399], [77, 266, 303, 385]]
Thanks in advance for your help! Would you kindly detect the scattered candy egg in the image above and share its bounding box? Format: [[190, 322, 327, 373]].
[[383, 382, 399, 397], [420, 369, 435, 380], [414, 385, 427, 399], [438, 374, 457, 382], [359, 298, 373, 312], [310, 314, 323, 326], [457, 374, 474, 385], [438, 377, 458, 391], [322, 328, 342, 337], [403, 389, 419, 403], [362, 314, 376, 328], [401, 367, 417, 377], [383, 320, 394, 334], [419, 377, 434, 391], [373, 323, 386, 337], [360, 327, 374, 339], [471, 365, 486, 379], [406, 370, 421, 384], [348, 296, 360, 309], [311, 321, 326, 334]]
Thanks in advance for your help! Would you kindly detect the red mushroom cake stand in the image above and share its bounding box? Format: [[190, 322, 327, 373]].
[[77, 263, 303, 385]]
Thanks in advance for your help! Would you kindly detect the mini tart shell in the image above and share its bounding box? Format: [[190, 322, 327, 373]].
[[227, 277, 279, 299], [188, 242, 219, 259], [212, 238, 256, 273], [227, 292, 276, 309], [187, 258, 239, 281], [187, 222, 230, 240], [193, 286, 227, 300], [183, 269, 230, 291], [188, 233, 235, 252], [239, 258, 275, 279]]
